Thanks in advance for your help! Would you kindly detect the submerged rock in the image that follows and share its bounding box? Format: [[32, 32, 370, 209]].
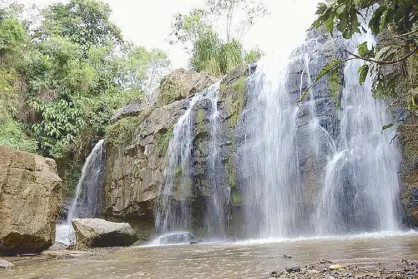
[[0, 147, 62, 255], [0, 259, 14, 268], [72, 218, 138, 248], [151, 232, 195, 245]]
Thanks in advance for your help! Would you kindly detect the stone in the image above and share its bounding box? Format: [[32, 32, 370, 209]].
[[329, 264, 345, 270], [0, 147, 62, 255], [285, 266, 301, 273], [111, 101, 142, 123], [155, 68, 217, 106], [0, 259, 14, 268], [72, 218, 138, 248]]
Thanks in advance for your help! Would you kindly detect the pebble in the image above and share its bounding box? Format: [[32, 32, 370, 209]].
[[329, 264, 345, 270], [0, 259, 14, 269], [285, 266, 301, 273]]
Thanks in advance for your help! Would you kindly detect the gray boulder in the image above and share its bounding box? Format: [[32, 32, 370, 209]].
[[72, 218, 138, 248]]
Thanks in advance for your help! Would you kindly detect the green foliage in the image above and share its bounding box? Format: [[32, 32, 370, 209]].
[[190, 30, 245, 76], [0, 0, 171, 196], [311, 0, 417, 111], [0, 17, 26, 54], [358, 64, 369, 85], [32, 99, 85, 158], [105, 116, 140, 147], [171, 0, 266, 76], [40, 0, 122, 49], [245, 47, 264, 64], [0, 117, 36, 152]]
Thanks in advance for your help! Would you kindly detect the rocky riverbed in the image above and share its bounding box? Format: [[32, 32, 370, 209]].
[[265, 259, 418, 278]]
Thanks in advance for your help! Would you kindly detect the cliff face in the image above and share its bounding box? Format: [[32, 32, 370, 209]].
[[399, 122, 418, 225], [103, 31, 417, 239], [0, 146, 62, 254]]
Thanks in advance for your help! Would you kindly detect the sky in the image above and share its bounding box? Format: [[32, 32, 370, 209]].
[[15, 0, 321, 69]]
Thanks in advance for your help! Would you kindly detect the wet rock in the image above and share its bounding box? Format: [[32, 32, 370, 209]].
[[157, 232, 195, 245], [0, 147, 62, 255], [0, 259, 14, 268], [285, 266, 301, 273], [72, 219, 138, 248]]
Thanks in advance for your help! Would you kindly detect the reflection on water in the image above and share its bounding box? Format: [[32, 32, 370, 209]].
[[3, 234, 418, 279]]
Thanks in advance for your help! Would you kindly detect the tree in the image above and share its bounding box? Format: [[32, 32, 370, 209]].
[[170, 0, 267, 76], [39, 0, 123, 50], [205, 0, 268, 42], [302, 0, 417, 111]]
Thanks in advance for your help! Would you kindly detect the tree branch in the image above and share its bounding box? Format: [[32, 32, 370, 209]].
[[297, 58, 355, 103], [344, 47, 417, 65]]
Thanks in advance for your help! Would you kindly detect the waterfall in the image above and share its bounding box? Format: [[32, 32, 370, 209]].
[[239, 56, 304, 238], [55, 139, 106, 245], [315, 30, 401, 234], [67, 139, 106, 223], [155, 82, 227, 237], [238, 27, 401, 238]]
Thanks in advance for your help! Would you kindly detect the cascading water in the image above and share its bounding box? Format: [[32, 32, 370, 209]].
[[155, 82, 227, 238], [67, 139, 106, 222], [239, 56, 304, 238], [315, 30, 401, 235], [55, 139, 105, 245], [238, 22, 401, 239]]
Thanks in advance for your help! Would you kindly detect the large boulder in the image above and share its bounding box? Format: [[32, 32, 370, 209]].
[[0, 147, 62, 255], [72, 218, 138, 248]]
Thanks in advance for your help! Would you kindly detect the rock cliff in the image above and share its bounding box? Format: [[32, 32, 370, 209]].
[[0, 147, 62, 254]]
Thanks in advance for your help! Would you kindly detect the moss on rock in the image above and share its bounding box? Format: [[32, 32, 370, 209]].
[[155, 127, 174, 156]]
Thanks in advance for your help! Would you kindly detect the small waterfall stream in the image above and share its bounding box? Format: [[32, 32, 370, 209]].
[[155, 82, 227, 239], [67, 139, 105, 222], [55, 139, 105, 245]]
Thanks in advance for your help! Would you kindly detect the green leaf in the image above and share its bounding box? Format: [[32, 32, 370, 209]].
[[336, 4, 346, 15], [316, 3, 328, 15], [369, 6, 387, 34], [357, 42, 369, 57], [382, 123, 394, 131], [358, 64, 369, 85]]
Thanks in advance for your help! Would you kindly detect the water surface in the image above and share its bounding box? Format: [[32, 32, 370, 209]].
[[3, 233, 418, 279]]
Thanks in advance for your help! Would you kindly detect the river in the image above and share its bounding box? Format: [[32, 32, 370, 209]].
[[3, 233, 418, 278]]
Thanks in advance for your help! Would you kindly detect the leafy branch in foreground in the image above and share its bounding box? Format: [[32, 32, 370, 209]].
[[301, 0, 417, 111]]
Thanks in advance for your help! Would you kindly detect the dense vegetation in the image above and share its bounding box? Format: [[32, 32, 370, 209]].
[[170, 0, 266, 76], [0, 0, 265, 195], [305, 0, 417, 112], [0, 0, 170, 193]]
